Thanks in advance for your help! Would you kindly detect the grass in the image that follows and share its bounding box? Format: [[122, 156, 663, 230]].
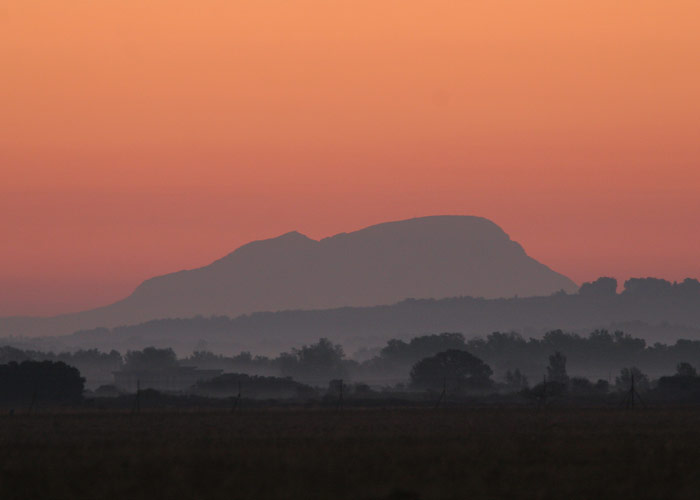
[[1, 407, 700, 499]]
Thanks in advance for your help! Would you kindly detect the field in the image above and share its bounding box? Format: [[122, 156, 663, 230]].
[[1, 407, 700, 499]]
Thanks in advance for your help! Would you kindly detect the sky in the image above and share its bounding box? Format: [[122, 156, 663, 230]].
[[2, 0, 700, 317]]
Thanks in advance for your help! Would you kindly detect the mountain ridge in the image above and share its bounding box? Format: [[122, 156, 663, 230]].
[[0, 215, 577, 337]]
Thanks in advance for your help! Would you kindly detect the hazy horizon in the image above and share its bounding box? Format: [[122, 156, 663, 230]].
[[2, 215, 578, 329], [2, 213, 698, 318]]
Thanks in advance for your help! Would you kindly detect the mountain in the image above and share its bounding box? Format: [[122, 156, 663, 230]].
[[0, 215, 577, 337]]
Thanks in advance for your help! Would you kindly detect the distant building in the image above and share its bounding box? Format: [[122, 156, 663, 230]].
[[113, 367, 223, 393]]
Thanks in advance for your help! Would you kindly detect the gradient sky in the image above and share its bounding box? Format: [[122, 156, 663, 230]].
[[2, 1, 700, 316]]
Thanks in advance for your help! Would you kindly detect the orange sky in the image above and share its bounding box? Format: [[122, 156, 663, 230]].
[[2, 1, 700, 316]]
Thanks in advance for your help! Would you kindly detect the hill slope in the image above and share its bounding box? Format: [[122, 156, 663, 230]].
[[8, 292, 700, 357], [0, 215, 577, 337]]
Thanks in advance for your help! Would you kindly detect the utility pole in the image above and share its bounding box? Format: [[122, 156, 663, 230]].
[[231, 381, 242, 414], [537, 375, 547, 411], [133, 379, 141, 414], [434, 377, 446, 410], [336, 379, 344, 413], [27, 391, 37, 416], [624, 372, 645, 409]]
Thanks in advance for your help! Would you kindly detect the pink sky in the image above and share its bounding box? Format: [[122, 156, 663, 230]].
[[2, 1, 699, 316]]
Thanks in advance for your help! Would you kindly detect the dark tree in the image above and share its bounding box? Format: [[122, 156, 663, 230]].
[[568, 377, 609, 397], [327, 379, 344, 397], [504, 369, 529, 391], [0, 361, 84, 404], [278, 338, 348, 384], [123, 347, 178, 370], [622, 278, 673, 297], [379, 333, 466, 365], [579, 277, 618, 297], [675, 278, 700, 298], [676, 362, 697, 377], [657, 365, 700, 394], [410, 349, 492, 394], [59, 349, 123, 386], [569, 377, 594, 393], [0, 346, 31, 364], [615, 367, 650, 393], [546, 351, 569, 385]]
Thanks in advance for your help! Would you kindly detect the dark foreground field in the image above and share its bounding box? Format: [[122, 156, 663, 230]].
[[1, 407, 700, 500]]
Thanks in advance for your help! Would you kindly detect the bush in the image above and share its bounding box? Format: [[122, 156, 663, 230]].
[[410, 349, 493, 395], [0, 361, 85, 405]]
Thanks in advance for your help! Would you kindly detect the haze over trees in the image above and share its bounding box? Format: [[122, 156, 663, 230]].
[[0, 347, 121, 388], [409, 349, 493, 394], [7, 328, 700, 398], [123, 346, 178, 370], [277, 338, 349, 384], [578, 277, 617, 297], [6, 330, 700, 406], [546, 352, 569, 385], [5, 276, 700, 357], [192, 373, 316, 400], [615, 367, 650, 393]]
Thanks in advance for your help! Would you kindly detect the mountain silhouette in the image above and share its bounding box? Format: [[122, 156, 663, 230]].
[[0, 216, 577, 336]]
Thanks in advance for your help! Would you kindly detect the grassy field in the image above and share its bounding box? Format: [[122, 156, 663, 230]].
[[1, 407, 700, 499]]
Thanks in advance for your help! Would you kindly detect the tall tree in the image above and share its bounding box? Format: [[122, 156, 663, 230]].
[[410, 349, 492, 394], [547, 351, 569, 384]]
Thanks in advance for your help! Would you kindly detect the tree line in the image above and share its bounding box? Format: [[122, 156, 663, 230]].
[[5, 326, 700, 397], [9, 276, 699, 358], [5, 341, 700, 407]]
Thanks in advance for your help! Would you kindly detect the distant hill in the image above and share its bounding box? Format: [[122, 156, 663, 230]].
[[0, 215, 577, 337], [4, 284, 700, 357]]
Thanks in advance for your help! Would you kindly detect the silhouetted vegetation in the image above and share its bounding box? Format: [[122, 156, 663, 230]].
[[0, 346, 120, 388], [578, 276, 617, 297], [277, 338, 354, 384], [182, 350, 276, 375], [615, 366, 650, 393], [192, 373, 316, 399], [350, 329, 700, 388], [0, 360, 84, 405], [8, 326, 700, 406], [504, 368, 529, 391], [409, 349, 492, 394], [546, 351, 569, 385], [5, 276, 700, 357], [123, 346, 177, 370]]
